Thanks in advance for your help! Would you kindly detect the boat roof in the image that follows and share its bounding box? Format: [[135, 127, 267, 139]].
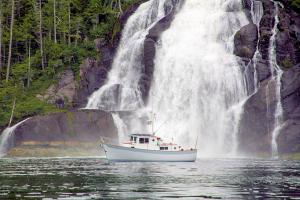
[[130, 133, 155, 137]]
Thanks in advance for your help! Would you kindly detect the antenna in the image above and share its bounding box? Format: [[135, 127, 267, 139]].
[[194, 133, 199, 149], [149, 91, 155, 136]]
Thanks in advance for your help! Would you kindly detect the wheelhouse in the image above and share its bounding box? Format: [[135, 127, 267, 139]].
[[124, 133, 181, 151]]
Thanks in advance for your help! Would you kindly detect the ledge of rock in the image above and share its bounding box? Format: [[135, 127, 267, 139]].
[[7, 110, 118, 157]]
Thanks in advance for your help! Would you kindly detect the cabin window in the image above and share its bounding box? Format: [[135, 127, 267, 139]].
[[160, 147, 168, 150], [130, 136, 133, 141], [139, 138, 145, 144], [145, 138, 149, 143], [174, 147, 176, 150], [134, 137, 137, 143]]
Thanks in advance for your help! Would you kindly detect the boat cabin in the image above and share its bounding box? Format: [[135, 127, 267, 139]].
[[123, 133, 180, 151]]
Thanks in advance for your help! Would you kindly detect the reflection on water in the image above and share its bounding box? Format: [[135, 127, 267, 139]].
[[0, 158, 299, 199]]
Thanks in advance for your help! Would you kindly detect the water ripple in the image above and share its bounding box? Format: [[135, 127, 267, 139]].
[[0, 158, 299, 199]]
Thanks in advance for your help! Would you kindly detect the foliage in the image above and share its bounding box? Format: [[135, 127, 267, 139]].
[[0, 0, 140, 128], [290, 0, 300, 13]]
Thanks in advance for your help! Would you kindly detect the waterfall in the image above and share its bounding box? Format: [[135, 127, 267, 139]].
[[269, 2, 283, 158], [86, 0, 169, 111], [85, 0, 174, 139], [250, 0, 264, 92], [0, 119, 29, 157], [148, 0, 249, 156], [251, 0, 264, 26]]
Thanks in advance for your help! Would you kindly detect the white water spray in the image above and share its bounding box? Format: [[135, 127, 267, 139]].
[[148, 0, 249, 156], [0, 118, 29, 157], [250, 0, 264, 92], [269, 2, 283, 158]]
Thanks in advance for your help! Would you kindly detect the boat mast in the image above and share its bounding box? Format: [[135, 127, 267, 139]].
[[151, 92, 155, 135]]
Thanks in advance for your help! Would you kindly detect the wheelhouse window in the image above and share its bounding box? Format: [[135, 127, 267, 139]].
[[160, 147, 168, 150], [139, 138, 145, 144], [139, 137, 150, 144]]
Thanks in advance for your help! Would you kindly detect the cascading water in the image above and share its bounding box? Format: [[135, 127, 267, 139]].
[[148, 0, 249, 156], [86, 0, 169, 111], [250, 0, 264, 92], [269, 2, 283, 158], [85, 0, 175, 139], [0, 119, 29, 157]]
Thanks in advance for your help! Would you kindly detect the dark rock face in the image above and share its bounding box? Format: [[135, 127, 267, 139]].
[[237, 0, 300, 156], [238, 79, 277, 155], [270, 3, 300, 155], [140, 0, 182, 101], [234, 23, 258, 61], [281, 64, 300, 119], [258, 0, 275, 61], [277, 119, 300, 154], [75, 58, 108, 107], [276, 2, 300, 69], [13, 110, 118, 144]]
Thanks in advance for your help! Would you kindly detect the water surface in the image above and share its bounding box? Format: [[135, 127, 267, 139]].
[[0, 158, 299, 199]]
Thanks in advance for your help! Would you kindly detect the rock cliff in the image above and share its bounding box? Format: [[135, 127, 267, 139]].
[[237, 0, 300, 156]]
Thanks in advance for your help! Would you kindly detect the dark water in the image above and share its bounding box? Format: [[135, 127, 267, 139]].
[[0, 158, 299, 199]]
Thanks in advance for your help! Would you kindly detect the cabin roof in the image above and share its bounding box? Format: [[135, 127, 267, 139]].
[[130, 133, 154, 137]]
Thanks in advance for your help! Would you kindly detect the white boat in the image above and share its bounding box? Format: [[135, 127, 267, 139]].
[[101, 133, 197, 162]]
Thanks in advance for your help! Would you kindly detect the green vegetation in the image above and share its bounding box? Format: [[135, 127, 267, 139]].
[[280, 57, 294, 69], [0, 0, 139, 128], [279, 0, 300, 13], [290, 0, 300, 13]]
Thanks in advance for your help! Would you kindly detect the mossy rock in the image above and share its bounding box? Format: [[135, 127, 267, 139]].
[[280, 57, 294, 69]]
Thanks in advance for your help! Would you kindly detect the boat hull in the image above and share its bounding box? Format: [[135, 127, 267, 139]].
[[102, 144, 197, 162]]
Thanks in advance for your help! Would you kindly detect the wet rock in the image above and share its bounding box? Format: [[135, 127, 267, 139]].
[[281, 64, 300, 118], [234, 23, 258, 61], [276, 6, 300, 69], [238, 78, 277, 155], [75, 58, 109, 107], [277, 119, 300, 154], [258, 0, 275, 61], [240, 0, 300, 156], [256, 59, 272, 82]]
